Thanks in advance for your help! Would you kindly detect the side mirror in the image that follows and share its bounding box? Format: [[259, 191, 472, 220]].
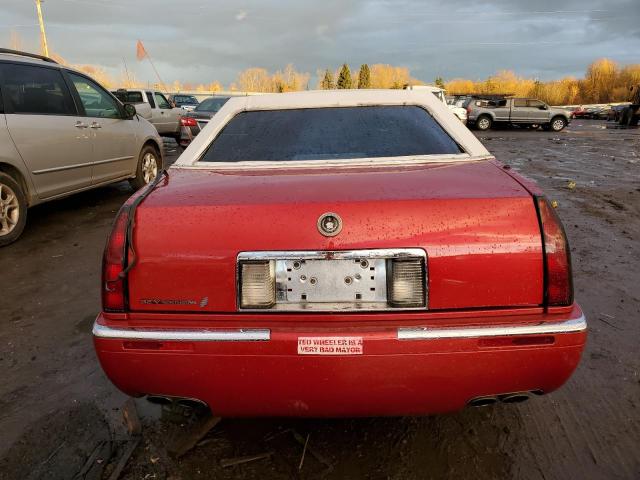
[[539, 105, 548, 110], [123, 103, 137, 119]]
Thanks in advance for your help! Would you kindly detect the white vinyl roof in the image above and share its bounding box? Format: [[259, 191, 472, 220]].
[[174, 89, 492, 169]]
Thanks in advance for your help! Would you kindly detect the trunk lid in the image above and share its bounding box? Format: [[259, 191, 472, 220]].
[[127, 160, 543, 312]]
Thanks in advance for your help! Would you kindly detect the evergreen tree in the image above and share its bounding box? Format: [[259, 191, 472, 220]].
[[320, 69, 335, 89], [434, 76, 445, 89], [337, 64, 352, 89], [358, 64, 371, 89]]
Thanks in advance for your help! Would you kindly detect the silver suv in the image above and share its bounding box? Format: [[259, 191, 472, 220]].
[[0, 49, 163, 246]]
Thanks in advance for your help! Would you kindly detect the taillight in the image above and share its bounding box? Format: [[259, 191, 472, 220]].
[[535, 196, 573, 306], [180, 116, 197, 127], [387, 258, 426, 308], [239, 261, 276, 308], [102, 207, 130, 312]]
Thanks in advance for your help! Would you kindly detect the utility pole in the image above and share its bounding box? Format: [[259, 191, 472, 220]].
[[122, 57, 132, 87], [35, 0, 49, 57]]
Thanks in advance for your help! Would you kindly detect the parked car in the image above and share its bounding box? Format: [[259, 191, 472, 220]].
[[168, 94, 199, 112], [93, 88, 586, 417], [619, 85, 640, 126], [608, 104, 629, 122], [589, 106, 611, 120], [468, 97, 571, 131], [571, 106, 588, 119], [584, 106, 606, 119], [0, 49, 163, 247], [178, 96, 231, 147], [111, 88, 181, 139]]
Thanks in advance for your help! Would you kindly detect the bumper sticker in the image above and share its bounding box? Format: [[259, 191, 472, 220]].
[[297, 336, 363, 355]]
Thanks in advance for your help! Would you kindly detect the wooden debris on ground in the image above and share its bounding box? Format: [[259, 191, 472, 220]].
[[291, 430, 333, 472], [167, 413, 221, 458], [107, 437, 141, 480], [298, 433, 310, 470], [122, 398, 142, 436], [220, 451, 274, 468], [73, 440, 111, 480]]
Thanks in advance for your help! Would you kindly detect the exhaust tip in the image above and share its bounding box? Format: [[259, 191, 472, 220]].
[[146, 395, 174, 405], [500, 393, 530, 404], [146, 395, 209, 409], [175, 398, 208, 409], [468, 396, 498, 407]]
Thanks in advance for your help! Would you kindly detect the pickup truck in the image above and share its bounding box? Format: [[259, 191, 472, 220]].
[[112, 89, 182, 138], [467, 98, 571, 132]]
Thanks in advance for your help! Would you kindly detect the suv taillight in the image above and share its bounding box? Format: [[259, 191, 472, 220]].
[[180, 116, 197, 127], [102, 207, 130, 312], [535, 196, 573, 307]]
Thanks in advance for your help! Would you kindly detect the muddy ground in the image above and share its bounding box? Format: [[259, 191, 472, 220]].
[[0, 122, 638, 480]]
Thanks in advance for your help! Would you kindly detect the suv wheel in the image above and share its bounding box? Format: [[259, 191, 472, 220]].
[[550, 117, 567, 132], [130, 145, 161, 190], [476, 115, 492, 131], [0, 172, 27, 247]]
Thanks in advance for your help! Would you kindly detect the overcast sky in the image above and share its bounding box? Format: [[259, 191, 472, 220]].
[[1, 0, 638, 87]]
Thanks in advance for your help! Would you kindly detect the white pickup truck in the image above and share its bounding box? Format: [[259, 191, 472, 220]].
[[112, 89, 182, 138], [404, 85, 467, 124]]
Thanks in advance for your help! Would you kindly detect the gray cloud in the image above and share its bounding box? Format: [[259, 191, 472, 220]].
[[1, 0, 638, 87]]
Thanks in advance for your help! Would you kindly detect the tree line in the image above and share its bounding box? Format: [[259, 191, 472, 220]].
[[224, 59, 640, 105], [445, 59, 640, 105], [233, 63, 422, 92], [36, 48, 640, 105]]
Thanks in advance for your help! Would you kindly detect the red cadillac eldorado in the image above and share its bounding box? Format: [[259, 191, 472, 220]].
[[93, 89, 586, 417]]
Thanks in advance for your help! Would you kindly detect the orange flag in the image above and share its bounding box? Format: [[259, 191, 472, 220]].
[[136, 40, 147, 61]]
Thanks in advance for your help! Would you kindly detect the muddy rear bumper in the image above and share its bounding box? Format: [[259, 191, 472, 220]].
[[93, 307, 586, 417]]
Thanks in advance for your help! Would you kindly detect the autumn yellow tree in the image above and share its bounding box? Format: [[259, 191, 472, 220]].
[[236, 67, 272, 92], [195, 82, 222, 92], [370, 64, 413, 89], [583, 58, 618, 103], [272, 64, 310, 92], [235, 66, 309, 92], [445, 59, 638, 105]]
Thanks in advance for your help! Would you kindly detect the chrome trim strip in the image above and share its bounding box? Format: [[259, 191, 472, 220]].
[[33, 161, 93, 174], [33, 156, 133, 175], [92, 322, 270, 342], [92, 156, 134, 166], [238, 248, 426, 262], [397, 314, 587, 340]]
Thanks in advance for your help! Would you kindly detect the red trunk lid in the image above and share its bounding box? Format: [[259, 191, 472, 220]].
[[127, 160, 543, 312]]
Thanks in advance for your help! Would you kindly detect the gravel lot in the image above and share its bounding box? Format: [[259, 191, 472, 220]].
[[0, 122, 638, 479]]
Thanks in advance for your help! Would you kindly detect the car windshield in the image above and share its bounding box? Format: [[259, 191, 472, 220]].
[[112, 90, 143, 103], [176, 96, 198, 103], [200, 106, 462, 163], [195, 97, 230, 112]]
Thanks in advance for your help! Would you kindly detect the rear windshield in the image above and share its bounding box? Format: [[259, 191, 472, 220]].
[[175, 95, 198, 103], [196, 97, 230, 112], [112, 90, 143, 103], [200, 106, 462, 163]]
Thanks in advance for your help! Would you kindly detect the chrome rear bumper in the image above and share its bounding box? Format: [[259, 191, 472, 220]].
[[93, 314, 586, 342]]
